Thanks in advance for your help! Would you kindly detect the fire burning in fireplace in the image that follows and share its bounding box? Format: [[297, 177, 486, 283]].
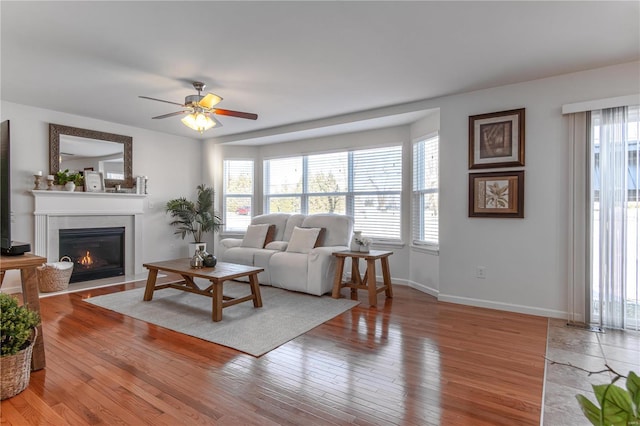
[[59, 227, 125, 283], [80, 251, 94, 266]]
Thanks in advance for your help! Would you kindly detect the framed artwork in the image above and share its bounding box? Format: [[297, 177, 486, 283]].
[[84, 171, 104, 192], [469, 171, 524, 218], [469, 108, 525, 169]]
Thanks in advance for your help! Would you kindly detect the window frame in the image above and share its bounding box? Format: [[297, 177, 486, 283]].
[[412, 132, 439, 249], [222, 159, 255, 233], [263, 144, 403, 242]]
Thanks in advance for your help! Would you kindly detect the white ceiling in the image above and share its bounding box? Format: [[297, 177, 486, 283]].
[[1, 1, 638, 144]]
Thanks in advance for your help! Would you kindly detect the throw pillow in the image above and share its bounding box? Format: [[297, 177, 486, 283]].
[[241, 224, 270, 248], [264, 224, 276, 246], [309, 227, 325, 247], [286, 226, 322, 254]]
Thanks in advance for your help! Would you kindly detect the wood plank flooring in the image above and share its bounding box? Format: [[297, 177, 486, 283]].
[[1, 277, 548, 425]]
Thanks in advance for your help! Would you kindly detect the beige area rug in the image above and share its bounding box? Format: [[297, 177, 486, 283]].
[[85, 282, 359, 356]]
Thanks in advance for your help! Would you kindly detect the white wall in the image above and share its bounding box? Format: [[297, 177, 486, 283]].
[[435, 61, 639, 318], [1, 101, 204, 291]]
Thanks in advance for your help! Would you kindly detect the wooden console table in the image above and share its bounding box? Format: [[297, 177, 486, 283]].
[[0, 253, 47, 370], [331, 250, 393, 307]]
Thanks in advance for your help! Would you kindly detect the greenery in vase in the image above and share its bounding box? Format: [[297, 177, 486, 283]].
[[55, 169, 84, 186], [0, 293, 40, 356], [165, 184, 223, 243]]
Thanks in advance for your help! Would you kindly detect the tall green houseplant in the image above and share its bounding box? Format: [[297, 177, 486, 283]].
[[166, 184, 223, 243]]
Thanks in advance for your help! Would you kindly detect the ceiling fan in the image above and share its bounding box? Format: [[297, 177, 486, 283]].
[[139, 82, 258, 134]]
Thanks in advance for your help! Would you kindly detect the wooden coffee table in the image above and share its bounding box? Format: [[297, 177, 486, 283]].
[[142, 259, 264, 322]]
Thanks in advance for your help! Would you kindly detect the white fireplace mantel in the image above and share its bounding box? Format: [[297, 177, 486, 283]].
[[32, 190, 146, 275]]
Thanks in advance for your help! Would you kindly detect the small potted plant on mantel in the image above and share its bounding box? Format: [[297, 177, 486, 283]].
[[0, 293, 40, 400], [166, 184, 223, 257], [55, 169, 84, 191]]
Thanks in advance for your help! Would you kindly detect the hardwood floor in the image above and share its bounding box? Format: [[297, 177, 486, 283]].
[[1, 278, 548, 425]]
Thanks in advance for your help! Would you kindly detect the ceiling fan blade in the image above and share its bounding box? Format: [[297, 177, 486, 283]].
[[139, 96, 185, 107], [213, 108, 258, 120], [198, 93, 223, 109], [152, 111, 190, 119]]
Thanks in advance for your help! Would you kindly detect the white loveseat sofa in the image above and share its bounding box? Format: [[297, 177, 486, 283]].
[[218, 213, 354, 296]]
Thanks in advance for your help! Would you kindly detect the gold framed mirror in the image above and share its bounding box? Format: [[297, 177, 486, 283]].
[[49, 124, 133, 189]]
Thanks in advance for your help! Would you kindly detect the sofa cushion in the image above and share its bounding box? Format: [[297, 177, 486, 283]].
[[251, 213, 290, 241], [269, 252, 309, 293], [286, 227, 322, 254], [282, 214, 306, 241], [221, 247, 256, 265], [241, 224, 272, 248], [265, 241, 288, 251], [301, 214, 352, 246]]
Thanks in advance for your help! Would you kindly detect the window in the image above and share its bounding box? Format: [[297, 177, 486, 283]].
[[223, 160, 253, 232], [264, 145, 402, 240], [412, 133, 439, 246]]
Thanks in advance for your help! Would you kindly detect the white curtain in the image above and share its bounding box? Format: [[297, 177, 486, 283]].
[[567, 112, 589, 325], [592, 106, 629, 330]]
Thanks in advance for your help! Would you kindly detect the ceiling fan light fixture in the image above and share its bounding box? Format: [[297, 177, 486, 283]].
[[198, 93, 223, 109], [181, 112, 220, 134]]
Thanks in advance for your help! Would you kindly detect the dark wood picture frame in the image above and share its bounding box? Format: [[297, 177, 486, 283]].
[[469, 108, 525, 169], [469, 171, 524, 218]]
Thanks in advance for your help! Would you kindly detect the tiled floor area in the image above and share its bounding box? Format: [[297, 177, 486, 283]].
[[543, 318, 640, 425]]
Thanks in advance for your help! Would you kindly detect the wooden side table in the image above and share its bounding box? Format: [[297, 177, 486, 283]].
[[331, 250, 393, 307], [0, 253, 47, 370]]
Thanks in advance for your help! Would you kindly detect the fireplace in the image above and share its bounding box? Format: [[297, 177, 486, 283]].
[[59, 227, 125, 283]]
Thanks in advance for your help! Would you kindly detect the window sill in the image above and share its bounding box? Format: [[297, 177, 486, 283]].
[[372, 240, 406, 249], [220, 232, 244, 240], [411, 244, 439, 255]]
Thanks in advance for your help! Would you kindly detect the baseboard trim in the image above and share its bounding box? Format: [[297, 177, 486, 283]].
[[408, 280, 439, 298], [438, 293, 567, 319]]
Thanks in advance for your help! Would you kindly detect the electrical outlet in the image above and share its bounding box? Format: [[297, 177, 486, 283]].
[[476, 266, 486, 279]]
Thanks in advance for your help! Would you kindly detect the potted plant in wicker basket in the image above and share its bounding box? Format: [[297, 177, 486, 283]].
[[0, 293, 40, 400]]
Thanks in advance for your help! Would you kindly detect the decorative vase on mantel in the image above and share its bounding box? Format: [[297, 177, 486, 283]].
[[350, 231, 362, 252], [64, 181, 76, 192]]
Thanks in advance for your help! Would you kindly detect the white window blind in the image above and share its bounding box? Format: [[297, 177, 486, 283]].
[[223, 160, 253, 232], [307, 152, 348, 214], [264, 145, 403, 240], [412, 133, 439, 245], [352, 146, 402, 239], [264, 157, 303, 213]]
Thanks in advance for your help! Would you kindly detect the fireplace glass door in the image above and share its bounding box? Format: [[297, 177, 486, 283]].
[[59, 227, 125, 283]]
